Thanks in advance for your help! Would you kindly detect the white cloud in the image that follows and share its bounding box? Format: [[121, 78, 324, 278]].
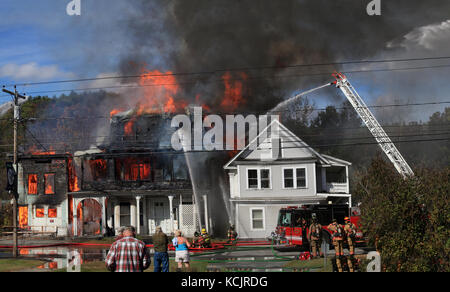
[[387, 20, 450, 51], [0, 62, 75, 81]]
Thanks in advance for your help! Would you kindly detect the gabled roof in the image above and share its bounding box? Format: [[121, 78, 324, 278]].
[[224, 119, 345, 169]]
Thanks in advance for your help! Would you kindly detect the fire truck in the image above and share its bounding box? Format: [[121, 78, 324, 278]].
[[271, 73, 414, 249], [271, 205, 365, 249]]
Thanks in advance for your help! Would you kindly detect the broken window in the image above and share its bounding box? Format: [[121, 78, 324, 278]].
[[19, 206, 28, 227], [48, 207, 57, 218], [35, 206, 45, 218], [28, 174, 38, 195], [44, 174, 55, 194], [173, 156, 188, 181], [116, 158, 151, 181], [88, 159, 108, 181]]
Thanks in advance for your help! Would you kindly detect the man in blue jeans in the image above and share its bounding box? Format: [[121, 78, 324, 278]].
[[152, 226, 169, 272]]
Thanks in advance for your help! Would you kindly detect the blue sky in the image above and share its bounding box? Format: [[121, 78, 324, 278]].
[[0, 1, 448, 123]]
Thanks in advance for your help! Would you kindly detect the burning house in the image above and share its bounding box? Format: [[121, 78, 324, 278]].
[[15, 110, 209, 237]]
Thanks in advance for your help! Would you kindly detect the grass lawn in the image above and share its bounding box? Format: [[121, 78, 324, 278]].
[[283, 257, 333, 272], [0, 259, 47, 272], [53, 259, 210, 272]]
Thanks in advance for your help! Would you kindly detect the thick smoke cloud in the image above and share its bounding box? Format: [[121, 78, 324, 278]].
[[115, 0, 450, 113]]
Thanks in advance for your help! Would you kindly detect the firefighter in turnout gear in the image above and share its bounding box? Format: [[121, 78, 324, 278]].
[[328, 219, 344, 272], [201, 228, 212, 248], [227, 225, 238, 244], [308, 216, 323, 258], [344, 217, 357, 272]]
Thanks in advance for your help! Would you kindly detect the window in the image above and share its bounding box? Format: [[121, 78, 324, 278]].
[[88, 159, 108, 181], [44, 174, 55, 195], [247, 168, 271, 189], [116, 158, 151, 181], [36, 206, 44, 218], [28, 174, 37, 195], [283, 169, 294, 188], [251, 208, 264, 230], [296, 168, 306, 188], [247, 169, 258, 189], [260, 170, 270, 189], [48, 207, 57, 218], [283, 167, 307, 188]]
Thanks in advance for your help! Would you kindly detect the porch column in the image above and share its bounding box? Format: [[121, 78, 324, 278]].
[[136, 196, 141, 234], [142, 196, 148, 235], [203, 194, 209, 233], [346, 166, 350, 194], [114, 201, 120, 233], [73, 198, 78, 237], [101, 197, 107, 235], [193, 194, 197, 232], [321, 168, 327, 192], [168, 195, 174, 233], [130, 200, 137, 228]]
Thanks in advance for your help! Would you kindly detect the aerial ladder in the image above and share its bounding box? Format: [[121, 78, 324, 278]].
[[275, 72, 414, 178]]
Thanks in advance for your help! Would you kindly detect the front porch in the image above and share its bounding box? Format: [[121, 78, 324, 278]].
[[70, 190, 202, 237]]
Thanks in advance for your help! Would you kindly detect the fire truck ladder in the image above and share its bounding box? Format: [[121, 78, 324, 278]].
[[277, 72, 415, 178], [332, 72, 414, 178]]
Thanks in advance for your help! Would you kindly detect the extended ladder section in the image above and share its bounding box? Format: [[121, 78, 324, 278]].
[[332, 73, 414, 178]]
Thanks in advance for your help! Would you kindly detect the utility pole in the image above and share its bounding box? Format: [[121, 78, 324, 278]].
[[2, 86, 27, 257]]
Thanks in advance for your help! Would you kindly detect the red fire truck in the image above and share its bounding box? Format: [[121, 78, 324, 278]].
[[271, 205, 365, 249]]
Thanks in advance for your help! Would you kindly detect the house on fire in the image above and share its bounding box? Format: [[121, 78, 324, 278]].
[[224, 119, 352, 239], [15, 112, 204, 237]]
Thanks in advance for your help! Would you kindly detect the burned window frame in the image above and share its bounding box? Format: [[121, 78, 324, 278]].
[[48, 206, 58, 218], [27, 174, 38, 195], [44, 173, 56, 195]]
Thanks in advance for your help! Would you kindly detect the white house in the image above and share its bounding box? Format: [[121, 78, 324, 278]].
[[224, 119, 352, 239]]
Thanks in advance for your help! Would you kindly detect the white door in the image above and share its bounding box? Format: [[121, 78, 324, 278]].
[[153, 201, 171, 233]]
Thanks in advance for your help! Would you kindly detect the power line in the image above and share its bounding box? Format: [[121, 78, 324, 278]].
[[0, 137, 448, 157], [0, 130, 446, 148], [3, 63, 450, 100], [0, 100, 445, 122], [4, 55, 450, 88]]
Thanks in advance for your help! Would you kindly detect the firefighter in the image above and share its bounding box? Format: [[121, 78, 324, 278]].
[[328, 219, 344, 272], [201, 228, 212, 248], [344, 217, 357, 272], [227, 224, 238, 244], [192, 231, 202, 248], [308, 216, 323, 258]]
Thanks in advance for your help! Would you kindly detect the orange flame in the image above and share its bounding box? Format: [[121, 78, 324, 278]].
[[28, 174, 37, 195], [28, 145, 56, 155], [48, 208, 57, 218], [19, 206, 28, 228], [220, 72, 247, 111], [44, 174, 55, 195], [36, 208, 44, 218], [137, 69, 185, 114], [68, 157, 80, 192]]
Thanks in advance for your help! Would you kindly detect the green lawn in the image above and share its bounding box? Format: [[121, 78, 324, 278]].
[[283, 257, 333, 272], [53, 259, 210, 272], [0, 259, 46, 272]]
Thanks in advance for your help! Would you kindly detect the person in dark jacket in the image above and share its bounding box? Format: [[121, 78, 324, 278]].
[[152, 226, 169, 272]]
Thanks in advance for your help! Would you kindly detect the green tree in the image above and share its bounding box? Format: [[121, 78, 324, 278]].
[[355, 157, 449, 272]]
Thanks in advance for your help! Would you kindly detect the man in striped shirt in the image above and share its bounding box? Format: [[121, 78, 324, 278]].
[[105, 226, 150, 272]]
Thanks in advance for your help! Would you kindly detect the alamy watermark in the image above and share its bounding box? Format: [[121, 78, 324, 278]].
[[66, 0, 81, 16], [67, 1, 381, 17], [170, 107, 281, 160]]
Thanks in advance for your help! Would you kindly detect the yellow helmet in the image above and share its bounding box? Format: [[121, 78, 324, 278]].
[[344, 217, 350, 222], [201, 228, 206, 234]]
